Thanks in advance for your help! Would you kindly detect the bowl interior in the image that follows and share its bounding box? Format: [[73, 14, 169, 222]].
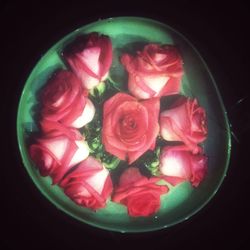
[[17, 17, 231, 232]]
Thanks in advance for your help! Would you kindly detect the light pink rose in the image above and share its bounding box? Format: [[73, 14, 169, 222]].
[[63, 32, 112, 90], [160, 145, 208, 187], [160, 97, 207, 153], [40, 69, 95, 129], [121, 44, 183, 99], [29, 128, 89, 184], [60, 156, 113, 210]]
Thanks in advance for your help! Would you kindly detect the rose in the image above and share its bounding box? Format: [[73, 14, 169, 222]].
[[121, 44, 183, 99], [63, 32, 112, 90], [29, 127, 89, 184], [160, 97, 207, 153], [160, 145, 208, 187], [40, 69, 95, 129], [60, 156, 113, 210], [102, 93, 160, 164], [112, 167, 168, 217]]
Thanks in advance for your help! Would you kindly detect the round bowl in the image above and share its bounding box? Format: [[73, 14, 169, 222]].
[[17, 16, 231, 232]]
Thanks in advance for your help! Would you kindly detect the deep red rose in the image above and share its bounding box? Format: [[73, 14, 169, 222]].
[[60, 156, 113, 210], [160, 145, 208, 187], [121, 44, 183, 99], [41, 70, 95, 129], [63, 32, 112, 90], [29, 127, 89, 184], [160, 97, 207, 153], [112, 167, 168, 217], [102, 93, 160, 164]]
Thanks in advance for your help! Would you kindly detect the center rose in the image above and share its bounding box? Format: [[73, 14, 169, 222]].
[[102, 93, 160, 164]]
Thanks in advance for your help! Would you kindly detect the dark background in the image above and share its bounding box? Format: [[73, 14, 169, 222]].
[[2, 1, 250, 249]]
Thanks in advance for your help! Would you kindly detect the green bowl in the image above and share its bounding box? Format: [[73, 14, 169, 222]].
[[17, 17, 231, 232]]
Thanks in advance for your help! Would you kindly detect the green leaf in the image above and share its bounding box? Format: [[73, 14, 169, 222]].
[[103, 156, 120, 170], [89, 81, 107, 104], [96, 81, 106, 95]]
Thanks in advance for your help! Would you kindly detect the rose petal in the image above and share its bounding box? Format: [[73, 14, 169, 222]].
[[69, 140, 89, 167], [159, 77, 181, 96], [71, 98, 95, 128], [144, 75, 169, 94], [80, 47, 101, 75], [160, 150, 191, 179]]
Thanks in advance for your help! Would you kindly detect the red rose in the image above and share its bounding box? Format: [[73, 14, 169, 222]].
[[29, 127, 89, 184], [60, 156, 113, 210], [63, 32, 112, 90], [160, 97, 207, 153], [121, 44, 183, 99], [160, 145, 208, 187], [112, 167, 168, 217], [102, 93, 160, 164], [40, 70, 95, 129]]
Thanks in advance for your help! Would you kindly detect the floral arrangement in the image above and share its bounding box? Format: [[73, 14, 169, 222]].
[[29, 32, 208, 217]]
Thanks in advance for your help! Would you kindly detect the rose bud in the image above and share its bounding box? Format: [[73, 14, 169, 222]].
[[121, 44, 183, 99], [40, 69, 95, 129], [60, 156, 113, 210], [112, 167, 168, 217], [63, 32, 112, 90], [102, 93, 160, 164], [160, 97, 207, 153], [29, 128, 89, 184], [160, 145, 208, 187]]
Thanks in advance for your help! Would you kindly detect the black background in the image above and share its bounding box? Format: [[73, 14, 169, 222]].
[[2, 1, 250, 249]]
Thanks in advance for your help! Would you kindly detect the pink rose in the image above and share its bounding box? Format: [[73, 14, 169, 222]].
[[29, 128, 89, 184], [121, 44, 183, 99], [160, 97, 207, 153], [102, 93, 160, 164], [112, 167, 168, 217], [60, 156, 113, 210], [63, 32, 112, 90], [41, 70, 95, 129], [160, 145, 208, 187]]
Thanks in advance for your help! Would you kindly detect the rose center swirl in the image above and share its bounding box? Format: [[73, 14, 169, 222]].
[[112, 101, 149, 144], [120, 115, 137, 130]]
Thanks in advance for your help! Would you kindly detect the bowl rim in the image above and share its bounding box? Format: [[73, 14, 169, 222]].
[[16, 16, 231, 233]]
